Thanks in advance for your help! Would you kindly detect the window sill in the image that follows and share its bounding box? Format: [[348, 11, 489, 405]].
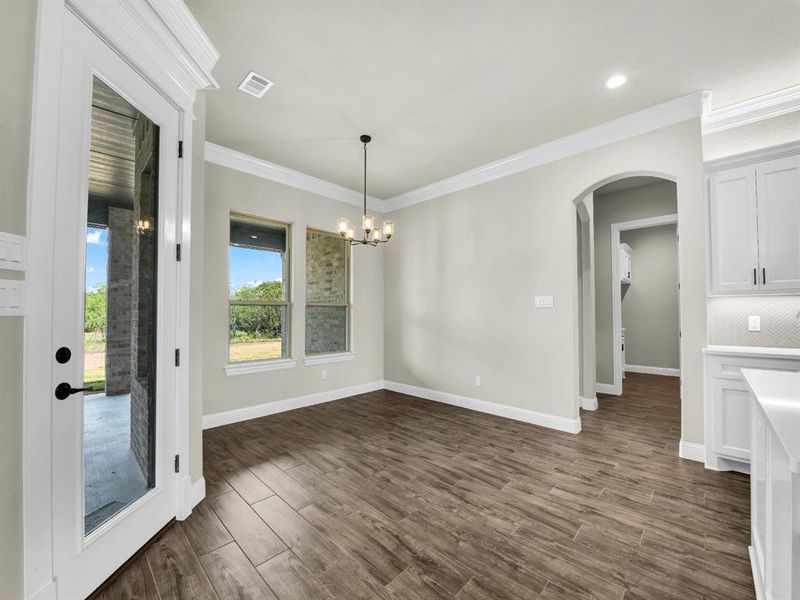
[[303, 352, 356, 366], [225, 358, 297, 376]]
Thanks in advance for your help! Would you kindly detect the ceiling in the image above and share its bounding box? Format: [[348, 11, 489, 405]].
[[186, 0, 799, 200]]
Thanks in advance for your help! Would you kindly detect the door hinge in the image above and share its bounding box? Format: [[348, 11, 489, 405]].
[[174, 454, 180, 473], [178, 140, 184, 158], [176, 243, 181, 261], [175, 348, 180, 366]]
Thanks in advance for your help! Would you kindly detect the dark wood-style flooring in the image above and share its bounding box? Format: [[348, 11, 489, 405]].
[[93, 373, 754, 599]]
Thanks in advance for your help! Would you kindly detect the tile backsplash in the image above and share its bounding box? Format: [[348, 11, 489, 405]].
[[707, 296, 800, 348]]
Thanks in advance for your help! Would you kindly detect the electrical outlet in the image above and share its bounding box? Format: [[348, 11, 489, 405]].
[[321, 369, 328, 381], [748, 315, 761, 332], [475, 375, 481, 387]]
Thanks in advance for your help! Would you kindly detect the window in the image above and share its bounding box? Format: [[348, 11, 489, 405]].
[[305, 228, 350, 355], [228, 215, 290, 363]]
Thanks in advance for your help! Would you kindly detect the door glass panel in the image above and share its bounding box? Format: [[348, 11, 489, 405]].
[[83, 77, 159, 535]]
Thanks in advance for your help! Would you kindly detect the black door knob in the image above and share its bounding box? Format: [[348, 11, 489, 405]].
[[55, 347, 72, 364], [55, 382, 92, 400]]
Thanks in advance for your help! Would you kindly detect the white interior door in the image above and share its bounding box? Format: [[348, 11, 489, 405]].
[[51, 10, 180, 598], [755, 155, 800, 292]]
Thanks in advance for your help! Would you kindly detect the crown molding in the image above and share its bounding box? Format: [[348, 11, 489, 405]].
[[383, 91, 708, 212], [66, 0, 219, 113], [704, 140, 800, 173], [205, 142, 384, 210], [702, 85, 800, 134]]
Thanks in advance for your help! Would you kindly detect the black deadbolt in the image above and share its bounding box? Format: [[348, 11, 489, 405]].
[[55, 346, 72, 364], [55, 382, 92, 400]]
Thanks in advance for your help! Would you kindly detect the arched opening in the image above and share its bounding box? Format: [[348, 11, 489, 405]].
[[574, 173, 681, 425]]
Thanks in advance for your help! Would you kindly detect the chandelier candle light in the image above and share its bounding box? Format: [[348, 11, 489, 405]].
[[337, 134, 394, 246]]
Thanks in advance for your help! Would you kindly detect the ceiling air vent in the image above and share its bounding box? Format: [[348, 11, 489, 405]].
[[238, 71, 274, 98]]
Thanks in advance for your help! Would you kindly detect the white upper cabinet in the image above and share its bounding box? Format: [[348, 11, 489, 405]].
[[709, 166, 760, 292], [755, 156, 800, 292], [708, 150, 800, 295]]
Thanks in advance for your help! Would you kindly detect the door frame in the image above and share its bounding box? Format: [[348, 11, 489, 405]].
[[23, 2, 217, 598], [610, 213, 680, 396]]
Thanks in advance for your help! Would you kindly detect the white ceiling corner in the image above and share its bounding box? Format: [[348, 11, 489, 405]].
[[205, 142, 385, 210]]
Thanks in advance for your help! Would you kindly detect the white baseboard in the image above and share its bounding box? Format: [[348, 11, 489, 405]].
[[625, 364, 680, 377], [190, 477, 206, 509], [580, 396, 598, 411], [748, 546, 765, 600], [30, 580, 57, 600], [202, 380, 385, 429], [384, 381, 581, 434], [678, 440, 705, 462], [595, 382, 616, 395]]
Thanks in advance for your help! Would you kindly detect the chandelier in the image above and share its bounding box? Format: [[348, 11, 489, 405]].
[[337, 134, 394, 246]]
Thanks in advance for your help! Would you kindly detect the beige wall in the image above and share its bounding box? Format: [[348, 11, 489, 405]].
[[703, 111, 800, 161], [594, 181, 678, 384], [385, 119, 707, 445], [620, 224, 680, 369], [0, 1, 37, 598], [202, 163, 384, 418], [189, 93, 206, 482]]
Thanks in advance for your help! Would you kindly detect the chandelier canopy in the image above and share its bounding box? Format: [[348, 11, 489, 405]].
[[337, 134, 394, 246]]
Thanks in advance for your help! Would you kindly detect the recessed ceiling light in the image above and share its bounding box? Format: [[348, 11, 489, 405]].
[[250, 235, 258, 239], [605, 74, 628, 89]]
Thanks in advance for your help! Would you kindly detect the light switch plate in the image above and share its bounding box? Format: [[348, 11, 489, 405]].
[[0, 279, 25, 316], [534, 295, 554, 308], [748, 315, 761, 332]]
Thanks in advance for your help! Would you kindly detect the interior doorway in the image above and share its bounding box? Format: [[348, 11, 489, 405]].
[[610, 213, 680, 395], [574, 175, 681, 412]]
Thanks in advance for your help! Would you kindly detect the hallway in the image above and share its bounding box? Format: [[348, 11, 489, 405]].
[[92, 375, 753, 599]]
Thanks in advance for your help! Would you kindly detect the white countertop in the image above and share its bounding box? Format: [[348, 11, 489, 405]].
[[703, 345, 800, 360], [742, 368, 800, 473]]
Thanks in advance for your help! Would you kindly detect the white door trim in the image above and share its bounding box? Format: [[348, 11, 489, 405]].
[[610, 213, 679, 396], [23, 2, 217, 598]]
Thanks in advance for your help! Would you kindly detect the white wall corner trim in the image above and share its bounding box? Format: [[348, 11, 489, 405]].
[[595, 383, 617, 395], [679, 440, 705, 463], [702, 85, 800, 134], [580, 396, 598, 411], [205, 142, 384, 210], [224, 358, 298, 376], [624, 364, 681, 377], [383, 91, 708, 212], [202, 381, 384, 429], [385, 381, 581, 434]]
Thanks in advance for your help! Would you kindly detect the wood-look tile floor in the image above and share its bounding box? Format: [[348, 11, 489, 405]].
[[93, 373, 754, 600]]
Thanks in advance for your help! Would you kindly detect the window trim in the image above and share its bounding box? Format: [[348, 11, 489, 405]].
[[304, 227, 351, 356], [228, 213, 292, 364]]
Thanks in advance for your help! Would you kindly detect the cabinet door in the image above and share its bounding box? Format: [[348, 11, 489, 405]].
[[709, 167, 760, 292], [756, 155, 800, 292], [711, 377, 751, 461]]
